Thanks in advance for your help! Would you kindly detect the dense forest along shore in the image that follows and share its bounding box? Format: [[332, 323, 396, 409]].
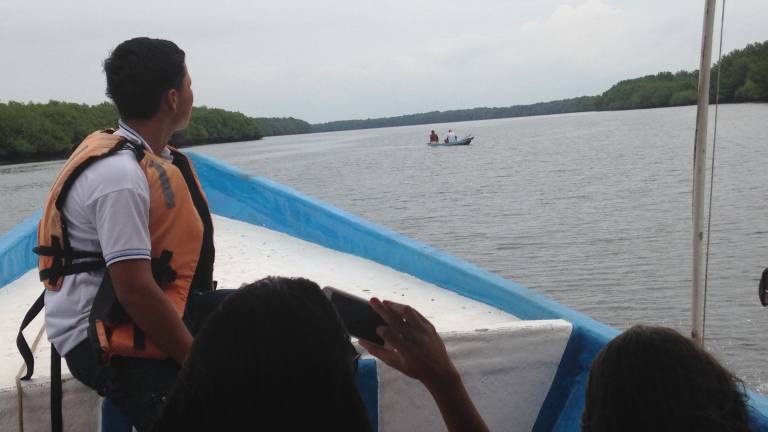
[[2, 40, 766, 163], [0, 104, 310, 164], [313, 41, 768, 132]]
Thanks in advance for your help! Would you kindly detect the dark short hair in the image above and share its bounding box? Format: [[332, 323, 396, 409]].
[[582, 325, 750, 432], [104, 37, 186, 120], [155, 277, 373, 431]]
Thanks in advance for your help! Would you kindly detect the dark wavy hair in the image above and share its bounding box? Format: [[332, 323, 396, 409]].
[[582, 325, 751, 432], [104, 37, 186, 120], [154, 277, 372, 431]]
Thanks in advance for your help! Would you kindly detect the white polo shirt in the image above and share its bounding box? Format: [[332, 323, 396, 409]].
[[44, 122, 173, 356]]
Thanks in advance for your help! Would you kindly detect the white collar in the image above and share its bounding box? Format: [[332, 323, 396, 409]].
[[115, 119, 173, 161]]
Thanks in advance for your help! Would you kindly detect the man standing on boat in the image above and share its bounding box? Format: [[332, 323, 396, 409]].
[[429, 130, 439, 143], [20, 37, 228, 431]]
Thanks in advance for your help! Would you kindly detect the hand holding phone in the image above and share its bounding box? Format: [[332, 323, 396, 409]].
[[323, 286, 386, 345]]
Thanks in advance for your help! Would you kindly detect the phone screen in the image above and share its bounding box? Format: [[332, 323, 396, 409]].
[[324, 287, 386, 345]]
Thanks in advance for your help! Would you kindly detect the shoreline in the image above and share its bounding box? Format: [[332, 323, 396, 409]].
[[2, 102, 766, 167], [0, 136, 265, 167]]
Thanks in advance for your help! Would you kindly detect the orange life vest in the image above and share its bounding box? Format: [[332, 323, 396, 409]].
[[35, 129, 215, 361]]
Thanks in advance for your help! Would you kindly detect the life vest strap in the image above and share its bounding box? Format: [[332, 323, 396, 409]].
[[33, 245, 102, 260], [16, 291, 65, 431], [34, 235, 106, 286], [151, 250, 177, 285], [53, 139, 141, 212], [51, 345, 63, 432], [133, 325, 146, 350], [16, 290, 45, 380], [170, 151, 215, 294], [39, 260, 106, 283], [87, 251, 178, 360]]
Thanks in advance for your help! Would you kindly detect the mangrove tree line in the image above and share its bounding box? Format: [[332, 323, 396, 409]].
[[0, 102, 310, 162], [313, 40, 768, 132]]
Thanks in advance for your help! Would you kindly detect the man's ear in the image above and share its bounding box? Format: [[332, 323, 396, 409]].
[[166, 88, 179, 112]]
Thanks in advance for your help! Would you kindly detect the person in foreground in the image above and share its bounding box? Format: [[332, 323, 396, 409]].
[[360, 297, 490, 432], [23, 37, 229, 431], [153, 277, 373, 431], [156, 276, 750, 432], [363, 306, 751, 432], [581, 325, 751, 432], [154, 277, 488, 432]]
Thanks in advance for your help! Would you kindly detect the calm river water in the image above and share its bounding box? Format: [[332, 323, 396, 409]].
[[2, 104, 768, 392]]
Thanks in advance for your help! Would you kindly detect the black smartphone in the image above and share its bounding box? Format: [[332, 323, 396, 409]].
[[323, 286, 387, 345]]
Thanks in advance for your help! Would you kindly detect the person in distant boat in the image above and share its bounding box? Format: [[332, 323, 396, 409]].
[[21, 37, 233, 431], [430, 130, 439, 143], [446, 129, 456, 142]]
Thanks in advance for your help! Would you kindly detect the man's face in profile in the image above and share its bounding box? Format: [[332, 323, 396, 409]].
[[173, 66, 194, 131]]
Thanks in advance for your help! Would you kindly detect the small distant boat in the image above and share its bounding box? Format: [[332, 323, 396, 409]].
[[428, 136, 473, 147]]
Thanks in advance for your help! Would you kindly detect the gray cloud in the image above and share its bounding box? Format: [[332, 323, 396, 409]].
[[1, 0, 766, 123]]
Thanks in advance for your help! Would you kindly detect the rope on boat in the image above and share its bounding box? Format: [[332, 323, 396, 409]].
[[702, 0, 727, 344]]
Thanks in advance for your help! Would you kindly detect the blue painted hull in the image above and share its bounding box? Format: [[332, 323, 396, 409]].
[[2, 152, 767, 431]]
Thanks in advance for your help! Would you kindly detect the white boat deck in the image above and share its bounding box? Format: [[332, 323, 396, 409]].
[[1, 215, 518, 388], [1, 215, 573, 432]]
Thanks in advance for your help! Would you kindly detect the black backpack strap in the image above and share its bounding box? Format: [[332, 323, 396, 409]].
[[16, 290, 45, 380], [51, 345, 63, 432], [171, 151, 215, 294]]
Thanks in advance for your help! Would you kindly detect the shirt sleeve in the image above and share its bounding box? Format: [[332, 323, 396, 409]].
[[91, 187, 152, 266]]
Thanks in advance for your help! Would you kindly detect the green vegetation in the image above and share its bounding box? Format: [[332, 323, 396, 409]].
[[253, 117, 311, 136], [1, 41, 765, 161], [313, 40, 768, 133], [598, 71, 699, 110], [599, 42, 768, 110], [171, 106, 263, 146], [0, 102, 310, 163], [312, 96, 601, 132], [712, 41, 768, 102], [0, 101, 119, 162]]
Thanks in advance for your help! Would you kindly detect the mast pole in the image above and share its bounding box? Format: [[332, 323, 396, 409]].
[[692, 0, 717, 347]]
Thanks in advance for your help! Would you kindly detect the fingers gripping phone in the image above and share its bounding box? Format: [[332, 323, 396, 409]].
[[323, 286, 386, 345]]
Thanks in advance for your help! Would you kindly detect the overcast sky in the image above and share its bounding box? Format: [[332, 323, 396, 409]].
[[1, 0, 766, 123]]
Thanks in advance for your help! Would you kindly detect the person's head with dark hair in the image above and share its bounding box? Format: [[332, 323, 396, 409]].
[[582, 325, 750, 432], [104, 37, 192, 128], [154, 276, 372, 432]]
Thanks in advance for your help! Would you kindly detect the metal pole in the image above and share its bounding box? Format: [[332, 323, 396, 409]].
[[692, 0, 717, 347]]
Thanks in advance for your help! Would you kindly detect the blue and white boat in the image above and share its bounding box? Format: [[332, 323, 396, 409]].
[[1, 151, 768, 431], [428, 136, 473, 146], [1, 1, 765, 429]]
